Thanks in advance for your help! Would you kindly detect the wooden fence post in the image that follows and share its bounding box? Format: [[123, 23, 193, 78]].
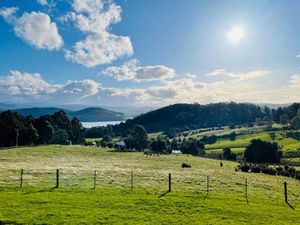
[[206, 175, 209, 193], [93, 170, 97, 189], [55, 169, 59, 188], [284, 182, 288, 203], [245, 178, 248, 203], [131, 170, 134, 192], [168, 173, 171, 192], [20, 169, 23, 188]]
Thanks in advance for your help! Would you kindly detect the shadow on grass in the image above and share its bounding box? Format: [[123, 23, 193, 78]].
[[287, 202, 295, 210], [108, 149, 138, 153], [158, 190, 170, 198], [204, 191, 209, 200], [22, 187, 57, 194]]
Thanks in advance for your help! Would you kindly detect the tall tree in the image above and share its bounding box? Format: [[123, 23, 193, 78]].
[[244, 139, 282, 163], [130, 125, 148, 151], [70, 117, 85, 144]]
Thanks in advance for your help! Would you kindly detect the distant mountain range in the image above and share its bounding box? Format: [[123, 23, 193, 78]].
[[0, 106, 126, 122], [0, 102, 156, 117]]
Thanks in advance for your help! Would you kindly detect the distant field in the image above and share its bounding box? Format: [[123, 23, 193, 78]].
[[0, 145, 299, 224], [205, 131, 300, 153]]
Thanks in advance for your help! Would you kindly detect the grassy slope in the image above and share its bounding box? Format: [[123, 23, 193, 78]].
[[203, 130, 300, 153], [0, 146, 299, 224]]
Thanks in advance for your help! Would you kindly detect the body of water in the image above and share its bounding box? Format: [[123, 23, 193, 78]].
[[82, 121, 123, 128]]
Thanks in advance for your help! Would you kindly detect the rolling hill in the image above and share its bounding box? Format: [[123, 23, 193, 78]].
[[10, 107, 126, 122], [113, 102, 265, 134]]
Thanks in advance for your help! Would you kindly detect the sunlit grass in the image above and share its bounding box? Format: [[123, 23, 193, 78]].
[[0, 145, 299, 224]]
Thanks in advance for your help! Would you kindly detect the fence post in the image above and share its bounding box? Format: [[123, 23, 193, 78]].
[[206, 175, 209, 193], [168, 173, 171, 192], [245, 178, 248, 203], [131, 170, 134, 192], [55, 169, 59, 188], [93, 170, 96, 189], [20, 169, 23, 188], [284, 181, 288, 203]]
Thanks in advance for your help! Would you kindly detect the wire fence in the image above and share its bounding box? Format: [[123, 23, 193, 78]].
[[0, 168, 299, 207]]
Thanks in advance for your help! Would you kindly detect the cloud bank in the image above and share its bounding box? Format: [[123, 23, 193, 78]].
[[0, 70, 298, 107]]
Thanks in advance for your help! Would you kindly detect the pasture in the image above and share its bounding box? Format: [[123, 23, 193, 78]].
[[0, 145, 299, 224]]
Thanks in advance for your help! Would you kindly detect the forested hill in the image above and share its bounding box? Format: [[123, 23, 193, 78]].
[[71, 107, 125, 122], [113, 102, 265, 134], [11, 107, 126, 122]]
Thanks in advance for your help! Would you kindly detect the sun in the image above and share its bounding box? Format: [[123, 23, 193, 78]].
[[226, 26, 245, 44]]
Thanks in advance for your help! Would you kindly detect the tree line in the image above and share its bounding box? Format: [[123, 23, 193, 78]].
[[112, 102, 266, 136], [0, 110, 85, 147]]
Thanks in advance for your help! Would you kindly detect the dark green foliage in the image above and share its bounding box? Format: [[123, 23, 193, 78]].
[[150, 135, 168, 154], [244, 139, 282, 163], [229, 132, 236, 141], [0, 109, 86, 147], [229, 124, 235, 129], [100, 139, 107, 147], [250, 165, 261, 173], [70, 117, 85, 144], [51, 129, 69, 144], [0, 111, 39, 147], [52, 111, 72, 131], [181, 163, 191, 168], [107, 142, 114, 148], [290, 115, 300, 130], [200, 135, 217, 144], [180, 139, 205, 156], [102, 135, 112, 142], [85, 126, 113, 138], [237, 163, 251, 172], [222, 148, 237, 161], [272, 103, 300, 124], [171, 139, 179, 150], [125, 125, 148, 151], [260, 166, 276, 175], [237, 163, 298, 179], [34, 117, 54, 144], [113, 102, 265, 135]]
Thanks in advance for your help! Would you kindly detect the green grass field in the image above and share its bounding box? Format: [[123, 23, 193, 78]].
[[204, 130, 300, 153], [0, 145, 299, 224]]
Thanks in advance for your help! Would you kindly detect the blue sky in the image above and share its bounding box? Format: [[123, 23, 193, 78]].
[[0, 0, 300, 107]]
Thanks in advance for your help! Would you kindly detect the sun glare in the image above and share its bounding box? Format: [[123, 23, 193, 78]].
[[226, 26, 245, 44]]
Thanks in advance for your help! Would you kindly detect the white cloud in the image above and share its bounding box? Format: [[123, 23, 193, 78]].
[[63, 0, 133, 67], [37, 0, 48, 6], [65, 33, 132, 68], [57, 79, 101, 99], [206, 68, 271, 81], [0, 8, 63, 51], [0, 7, 18, 23], [102, 59, 176, 82], [0, 71, 57, 97], [290, 74, 300, 86], [296, 55, 300, 58]]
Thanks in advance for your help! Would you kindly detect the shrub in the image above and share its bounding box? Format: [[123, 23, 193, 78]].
[[261, 166, 276, 175], [107, 142, 114, 148], [100, 139, 107, 147], [244, 139, 282, 163], [182, 163, 191, 168], [250, 165, 261, 173], [222, 148, 237, 161], [239, 163, 251, 172]]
